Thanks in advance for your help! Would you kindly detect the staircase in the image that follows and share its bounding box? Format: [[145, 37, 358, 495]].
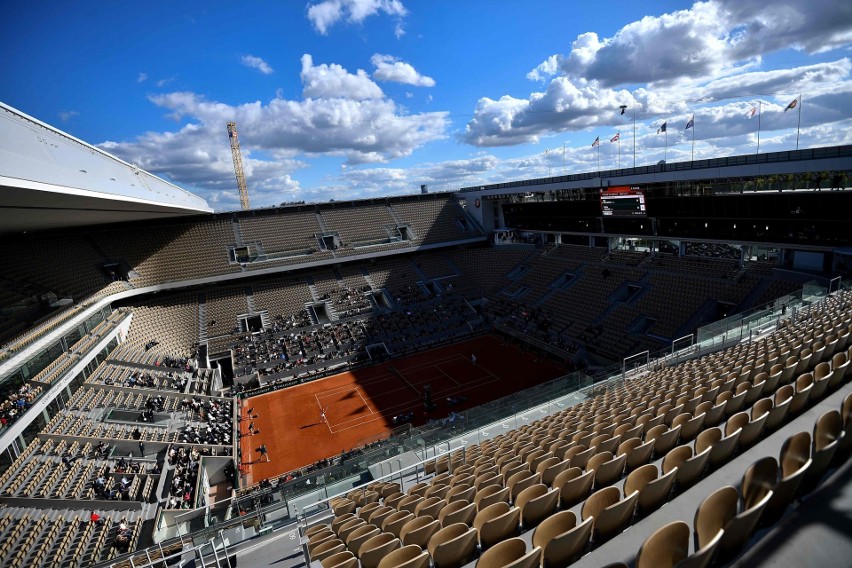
[[197, 295, 208, 342], [387, 205, 403, 225], [245, 286, 256, 312], [231, 220, 244, 247], [315, 212, 329, 232]]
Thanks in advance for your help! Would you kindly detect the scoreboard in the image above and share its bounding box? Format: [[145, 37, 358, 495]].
[[601, 186, 646, 217]]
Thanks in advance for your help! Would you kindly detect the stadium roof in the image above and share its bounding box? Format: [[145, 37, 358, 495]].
[[0, 101, 212, 233]]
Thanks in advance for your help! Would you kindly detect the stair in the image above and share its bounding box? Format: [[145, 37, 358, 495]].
[[231, 220, 244, 247], [410, 261, 428, 281], [315, 211, 329, 232], [442, 254, 463, 277], [245, 286, 256, 313], [387, 205, 403, 225], [307, 284, 321, 303], [197, 295, 208, 342]]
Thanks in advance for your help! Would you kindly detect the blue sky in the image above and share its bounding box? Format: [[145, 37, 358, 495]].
[[2, 0, 851, 211]]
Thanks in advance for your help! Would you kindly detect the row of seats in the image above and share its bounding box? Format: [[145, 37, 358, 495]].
[[302, 294, 850, 568]]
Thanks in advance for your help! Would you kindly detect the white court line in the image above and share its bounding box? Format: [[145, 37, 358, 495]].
[[356, 389, 375, 415]]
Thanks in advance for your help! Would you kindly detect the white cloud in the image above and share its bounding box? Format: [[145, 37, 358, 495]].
[[466, 0, 852, 147], [306, 0, 407, 35], [540, 0, 852, 88], [527, 55, 562, 82], [241, 54, 274, 75], [394, 21, 405, 39], [301, 54, 384, 99], [137, 72, 148, 83], [156, 77, 176, 88], [58, 110, 79, 123], [98, 53, 449, 209], [370, 54, 435, 87]]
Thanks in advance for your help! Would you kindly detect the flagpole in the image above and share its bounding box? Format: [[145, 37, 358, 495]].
[[618, 136, 621, 168], [597, 140, 600, 172], [664, 129, 667, 164], [632, 104, 637, 168], [756, 101, 762, 155], [691, 121, 695, 162], [796, 94, 802, 151], [562, 142, 566, 173]]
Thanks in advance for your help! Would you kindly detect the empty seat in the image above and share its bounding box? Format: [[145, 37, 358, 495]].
[[531, 510, 593, 568], [553, 467, 595, 509], [624, 463, 676, 518], [762, 432, 811, 526], [376, 544, 429, 568], [475, 485, 511, 511], [427, 523, 477, 568], [321, 551, 356, 568], [662, 445, 709, 490], [360, 533, 401, 567], [473, 501, 521, 549], [635, 520, 690, 568], [581, 486, 639, 545], [803, 409, 844, 493], [399, 516, 439, 549], [475, 538, 540, 568], [514, 484, 558, 529]]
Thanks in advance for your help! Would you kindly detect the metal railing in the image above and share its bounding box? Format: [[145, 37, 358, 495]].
[[96, 278, 846, 567]]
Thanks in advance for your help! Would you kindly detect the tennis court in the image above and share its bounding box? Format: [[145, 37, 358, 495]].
[[240, 334, 566, 483]]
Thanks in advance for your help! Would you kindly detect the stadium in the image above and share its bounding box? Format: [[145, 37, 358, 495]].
[[0, 93, 851, 568]]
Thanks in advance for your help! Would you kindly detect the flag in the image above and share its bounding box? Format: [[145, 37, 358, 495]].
[[657, 122, 667, 134], [746, 107, 757, 119], [785, 97, 799, 112], [685, 115, 694, 130], [592, 136, 600, 147], [610, 132, 620, 143]]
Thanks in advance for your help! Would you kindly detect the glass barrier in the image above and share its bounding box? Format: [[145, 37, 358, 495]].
[[98, 280, 848, 568]]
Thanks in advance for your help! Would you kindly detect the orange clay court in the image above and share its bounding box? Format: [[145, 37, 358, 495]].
[[239, 334, 567, 483]]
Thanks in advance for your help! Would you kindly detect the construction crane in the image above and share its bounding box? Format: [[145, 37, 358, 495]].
[[226, 121, 250, 210]]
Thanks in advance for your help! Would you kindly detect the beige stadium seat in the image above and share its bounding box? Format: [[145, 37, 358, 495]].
[[473, 501, 521, 549], [803, 409, 844, 493], [839, 391, 852, 459], [307, 523, 332, 538], [741, 457, 777, 510], [581, 486, 638, 545], [762, 432, 811, 526], [383, 511, 415, 538], [312, 539, 346, 562], [624, 463, 676, 518], [646, 424, 682, 458], [369, 506, 396, 528], [620, 438, 655, 473], [415, 497, 446, 519], [438, 499, 476, 527], [321, 551, 355, 568], [475, 484, 511, 512], [553, 467, 595, 509], [399, 516, 439, 549], [662, 445, 710, 490], [531, 510, 593, 568], [359, 533, 401, 567], [635, 520, 689, 568], [475, 538, 540, 568], [427, 523, 478, 568], [514, 484, 558, 529], [538, 457, 571, 486], [376, 544, 429, 568], [346, 524, 380, 555]]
